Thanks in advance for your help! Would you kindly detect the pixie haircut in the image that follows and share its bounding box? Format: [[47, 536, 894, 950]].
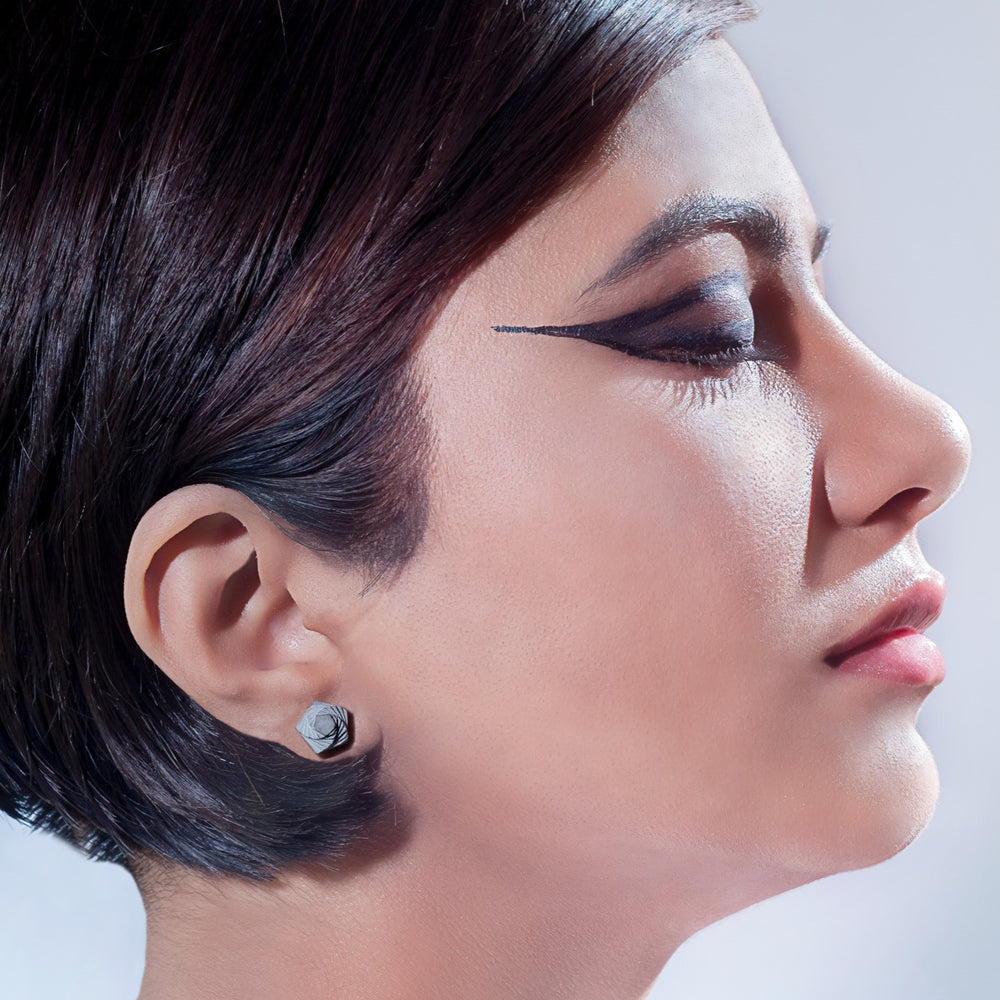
[[0, 0, 753, 880]]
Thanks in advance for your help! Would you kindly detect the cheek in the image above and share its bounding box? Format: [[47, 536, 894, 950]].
[[579, 370, 819, 796], [379, 344, 818, 851]]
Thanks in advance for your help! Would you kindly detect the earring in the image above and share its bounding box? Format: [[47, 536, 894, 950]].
[[295, 701, 352, 754]]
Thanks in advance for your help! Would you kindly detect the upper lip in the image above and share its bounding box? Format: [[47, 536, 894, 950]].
[[824, 577, 946, 667]]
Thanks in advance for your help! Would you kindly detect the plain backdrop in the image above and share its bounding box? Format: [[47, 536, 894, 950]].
[[1, 1, 997, 997]]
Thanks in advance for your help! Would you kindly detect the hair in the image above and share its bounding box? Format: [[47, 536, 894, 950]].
[[0, 0, 754, 880]]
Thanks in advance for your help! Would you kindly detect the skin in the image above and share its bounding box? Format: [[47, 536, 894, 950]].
[[127, 40, 970, 1000]]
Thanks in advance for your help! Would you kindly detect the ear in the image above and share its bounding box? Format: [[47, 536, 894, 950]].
[[123, 484, 365, 756]]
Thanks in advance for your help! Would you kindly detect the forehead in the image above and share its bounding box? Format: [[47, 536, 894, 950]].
[[604, 38, 803, 211], [467, 39, 812, 310]]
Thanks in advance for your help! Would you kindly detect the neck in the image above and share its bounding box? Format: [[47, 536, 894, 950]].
[[137, 811, 790, 1000]]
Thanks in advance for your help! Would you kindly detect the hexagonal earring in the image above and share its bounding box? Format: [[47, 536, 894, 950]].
[[295, 701, 352, 755]]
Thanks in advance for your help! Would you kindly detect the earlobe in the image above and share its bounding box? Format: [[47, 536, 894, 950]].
[[123, 484, 343, 749]]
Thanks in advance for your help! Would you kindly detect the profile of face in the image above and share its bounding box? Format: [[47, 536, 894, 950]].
[[125, 36, 971, 944], [292, 38, 970, 911]]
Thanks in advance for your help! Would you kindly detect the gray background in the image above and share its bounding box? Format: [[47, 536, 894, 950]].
[[1, 0, 996, 996]]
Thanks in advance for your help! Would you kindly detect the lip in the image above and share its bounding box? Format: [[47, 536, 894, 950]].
[[824, 577, 946, 677]]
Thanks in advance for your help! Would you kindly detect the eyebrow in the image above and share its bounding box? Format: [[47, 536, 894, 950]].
[[812, 222, 832, 263], [582, 193, 830, 295]]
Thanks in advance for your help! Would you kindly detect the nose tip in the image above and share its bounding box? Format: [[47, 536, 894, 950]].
[[859, 394, 971, 529], [925, 394, 972, 499], [820, 349, 972, 534]]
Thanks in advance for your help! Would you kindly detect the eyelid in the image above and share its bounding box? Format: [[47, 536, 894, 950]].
[[492, 269, 751, 346]]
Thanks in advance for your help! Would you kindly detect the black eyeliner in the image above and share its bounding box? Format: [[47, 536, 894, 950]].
[[492, 269, 749, 354]]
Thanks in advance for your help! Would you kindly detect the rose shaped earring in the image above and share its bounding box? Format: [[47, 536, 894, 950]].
[[295, 701, 352, 754]]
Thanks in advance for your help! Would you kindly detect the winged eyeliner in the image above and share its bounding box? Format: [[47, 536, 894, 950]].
[[492, 270, 752, 357]]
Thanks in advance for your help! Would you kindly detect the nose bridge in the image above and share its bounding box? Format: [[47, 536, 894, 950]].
[[810, 314, 971, 532]]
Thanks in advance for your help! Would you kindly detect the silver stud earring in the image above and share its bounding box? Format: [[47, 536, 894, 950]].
[[295, 701, 351, 754]]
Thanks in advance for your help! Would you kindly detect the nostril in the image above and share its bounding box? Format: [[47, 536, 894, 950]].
[[862, 486, 932, 526]]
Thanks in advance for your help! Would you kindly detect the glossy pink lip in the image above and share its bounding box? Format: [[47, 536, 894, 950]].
[[824, 578, 946, 685]]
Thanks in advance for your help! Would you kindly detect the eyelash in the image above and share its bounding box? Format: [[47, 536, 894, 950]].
[[610, 312, 777, 372], [624, 340, 771, 371]]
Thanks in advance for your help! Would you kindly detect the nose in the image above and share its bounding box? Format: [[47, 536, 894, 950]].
[[810, 313, 971, 535]]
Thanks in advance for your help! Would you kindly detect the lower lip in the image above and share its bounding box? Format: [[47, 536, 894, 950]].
[[830, 629, 945, 686]]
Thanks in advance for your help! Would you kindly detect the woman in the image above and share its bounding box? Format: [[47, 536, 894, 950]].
[[0, 1, 972, 998]]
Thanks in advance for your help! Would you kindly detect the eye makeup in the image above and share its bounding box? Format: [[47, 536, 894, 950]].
[[493, 269, 773, 368]]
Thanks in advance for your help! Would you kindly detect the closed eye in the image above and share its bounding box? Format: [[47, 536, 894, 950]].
[[492, 270, 778, 371], [622, 319, 770, 370]]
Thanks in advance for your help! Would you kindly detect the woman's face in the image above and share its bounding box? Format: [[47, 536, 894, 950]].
[[334, 40, 970, 898]]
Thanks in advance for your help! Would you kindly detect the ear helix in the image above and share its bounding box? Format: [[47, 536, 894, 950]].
[[295, 701, 352, 755]]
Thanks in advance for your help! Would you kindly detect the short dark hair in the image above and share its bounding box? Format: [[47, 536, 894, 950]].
[[0, 0, 754, 880]]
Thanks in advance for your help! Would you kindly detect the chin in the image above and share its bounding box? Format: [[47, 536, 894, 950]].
[[814, 729, 941, 878]]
